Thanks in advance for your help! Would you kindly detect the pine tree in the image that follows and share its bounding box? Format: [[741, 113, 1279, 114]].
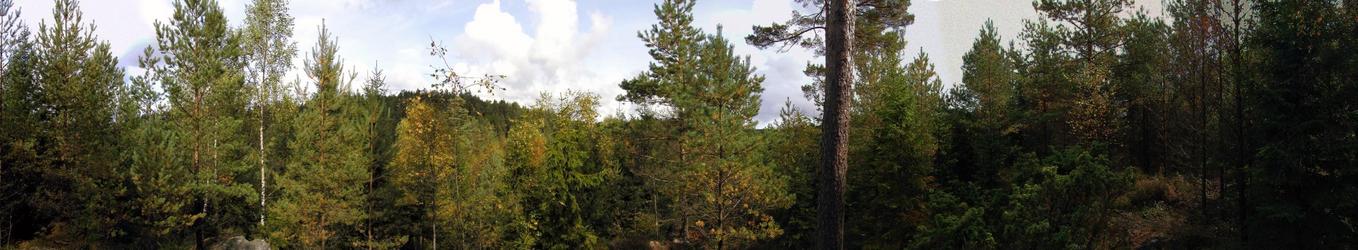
[[268, 23, 368, 248], [949, 20, 1021, 185], [746, 0, 914, 53], [960, 21, 1018, 132], [1113, 13, 1171, 173], [118, 47, 200, 246], [747, 0, 915, 111], [1166, 0, 1227, 220], [1032, 0, 1132, 145], [148, 0, 253, 246], [685, 30, 789, 249], [623, 3, 793, 244], [818, 1, 855, 248], [30, 0, 125, 241], [618, 0, 702, 108]]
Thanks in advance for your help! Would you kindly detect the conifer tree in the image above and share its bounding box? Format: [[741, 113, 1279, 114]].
[[354, 67, 406, 249], [846, 45, 945, 247], [682, 30, 789, 249], [30, 0, 125, 240], [1246, 1, 1358, 247], [618, 0, 702, 108], [764, 101, 821, 249], [268, 23, 368, 248], [148, 0, 253, 246], [510, 92, 621, 248], [960, 21, 1018, 131], [119, 47, 199, 246], [1113, 13, 1171, 172], [949, 21, 1021, 185], [0, 0, 36, 243], [622, 2, 792, 245], [1031, 0, 1133, 145]]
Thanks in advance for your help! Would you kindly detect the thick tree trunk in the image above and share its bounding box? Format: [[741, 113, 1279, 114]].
[[817, 0, 854, 249]]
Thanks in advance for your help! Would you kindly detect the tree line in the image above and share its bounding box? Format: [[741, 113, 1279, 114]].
[[1, 0, 1356, 248]]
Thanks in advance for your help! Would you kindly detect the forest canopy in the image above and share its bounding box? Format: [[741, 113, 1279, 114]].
[[2, 0, 1357, 249]]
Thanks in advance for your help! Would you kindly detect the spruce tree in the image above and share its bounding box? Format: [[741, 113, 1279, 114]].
[[764, 101, 821, 249], [354, 67, 406, 249], [846, 43, 945, 247]]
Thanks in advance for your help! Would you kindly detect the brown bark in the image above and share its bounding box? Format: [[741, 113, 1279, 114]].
[[816, 0, 854, 249]]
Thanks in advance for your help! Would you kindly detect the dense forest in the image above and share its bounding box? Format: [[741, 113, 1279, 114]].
[[1, 0, 1356, 248]]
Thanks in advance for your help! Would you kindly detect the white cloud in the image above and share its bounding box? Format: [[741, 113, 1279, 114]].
[[454, 0, 614, 110]]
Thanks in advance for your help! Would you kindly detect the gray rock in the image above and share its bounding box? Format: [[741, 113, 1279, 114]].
[[210, 236, 271, 250]]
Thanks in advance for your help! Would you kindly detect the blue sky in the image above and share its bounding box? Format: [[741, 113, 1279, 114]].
[[13, 0, 1161, 125]]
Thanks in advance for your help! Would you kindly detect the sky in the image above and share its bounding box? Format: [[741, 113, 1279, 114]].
[[13, 0, 1162, 126]]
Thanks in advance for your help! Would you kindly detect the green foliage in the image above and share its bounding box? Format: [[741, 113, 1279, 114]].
[[2, 0, 1357, 248], [118, 43, 200, 247], [910, 190, 996, 250], [958, 21, 1019, 128], [746, 0, 916, 53], [760, 101, 820, 249], [0, 0, 42, 244], [619, 1, 793, 248], [266, 23, 369, 248], [618, 0, 701, 107], [845, 37, 946, 248], [1113, 13, 1172, 172], [239, 0, 296, 232], [27, 0, 125, 241], [508, 92, 620, 249], [147, 0, 255, 245], [943, 21, 1022, 186], [999, 147, 1133, 249], [389, 96, 456, 247], [1245, 1, 1358, 247]]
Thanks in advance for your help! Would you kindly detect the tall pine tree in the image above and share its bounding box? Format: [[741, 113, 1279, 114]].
[[622, 2, 792, 245], [29, 0, 125, 241], [268, 23, 368, 248], [149, 0, 253, 246]]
